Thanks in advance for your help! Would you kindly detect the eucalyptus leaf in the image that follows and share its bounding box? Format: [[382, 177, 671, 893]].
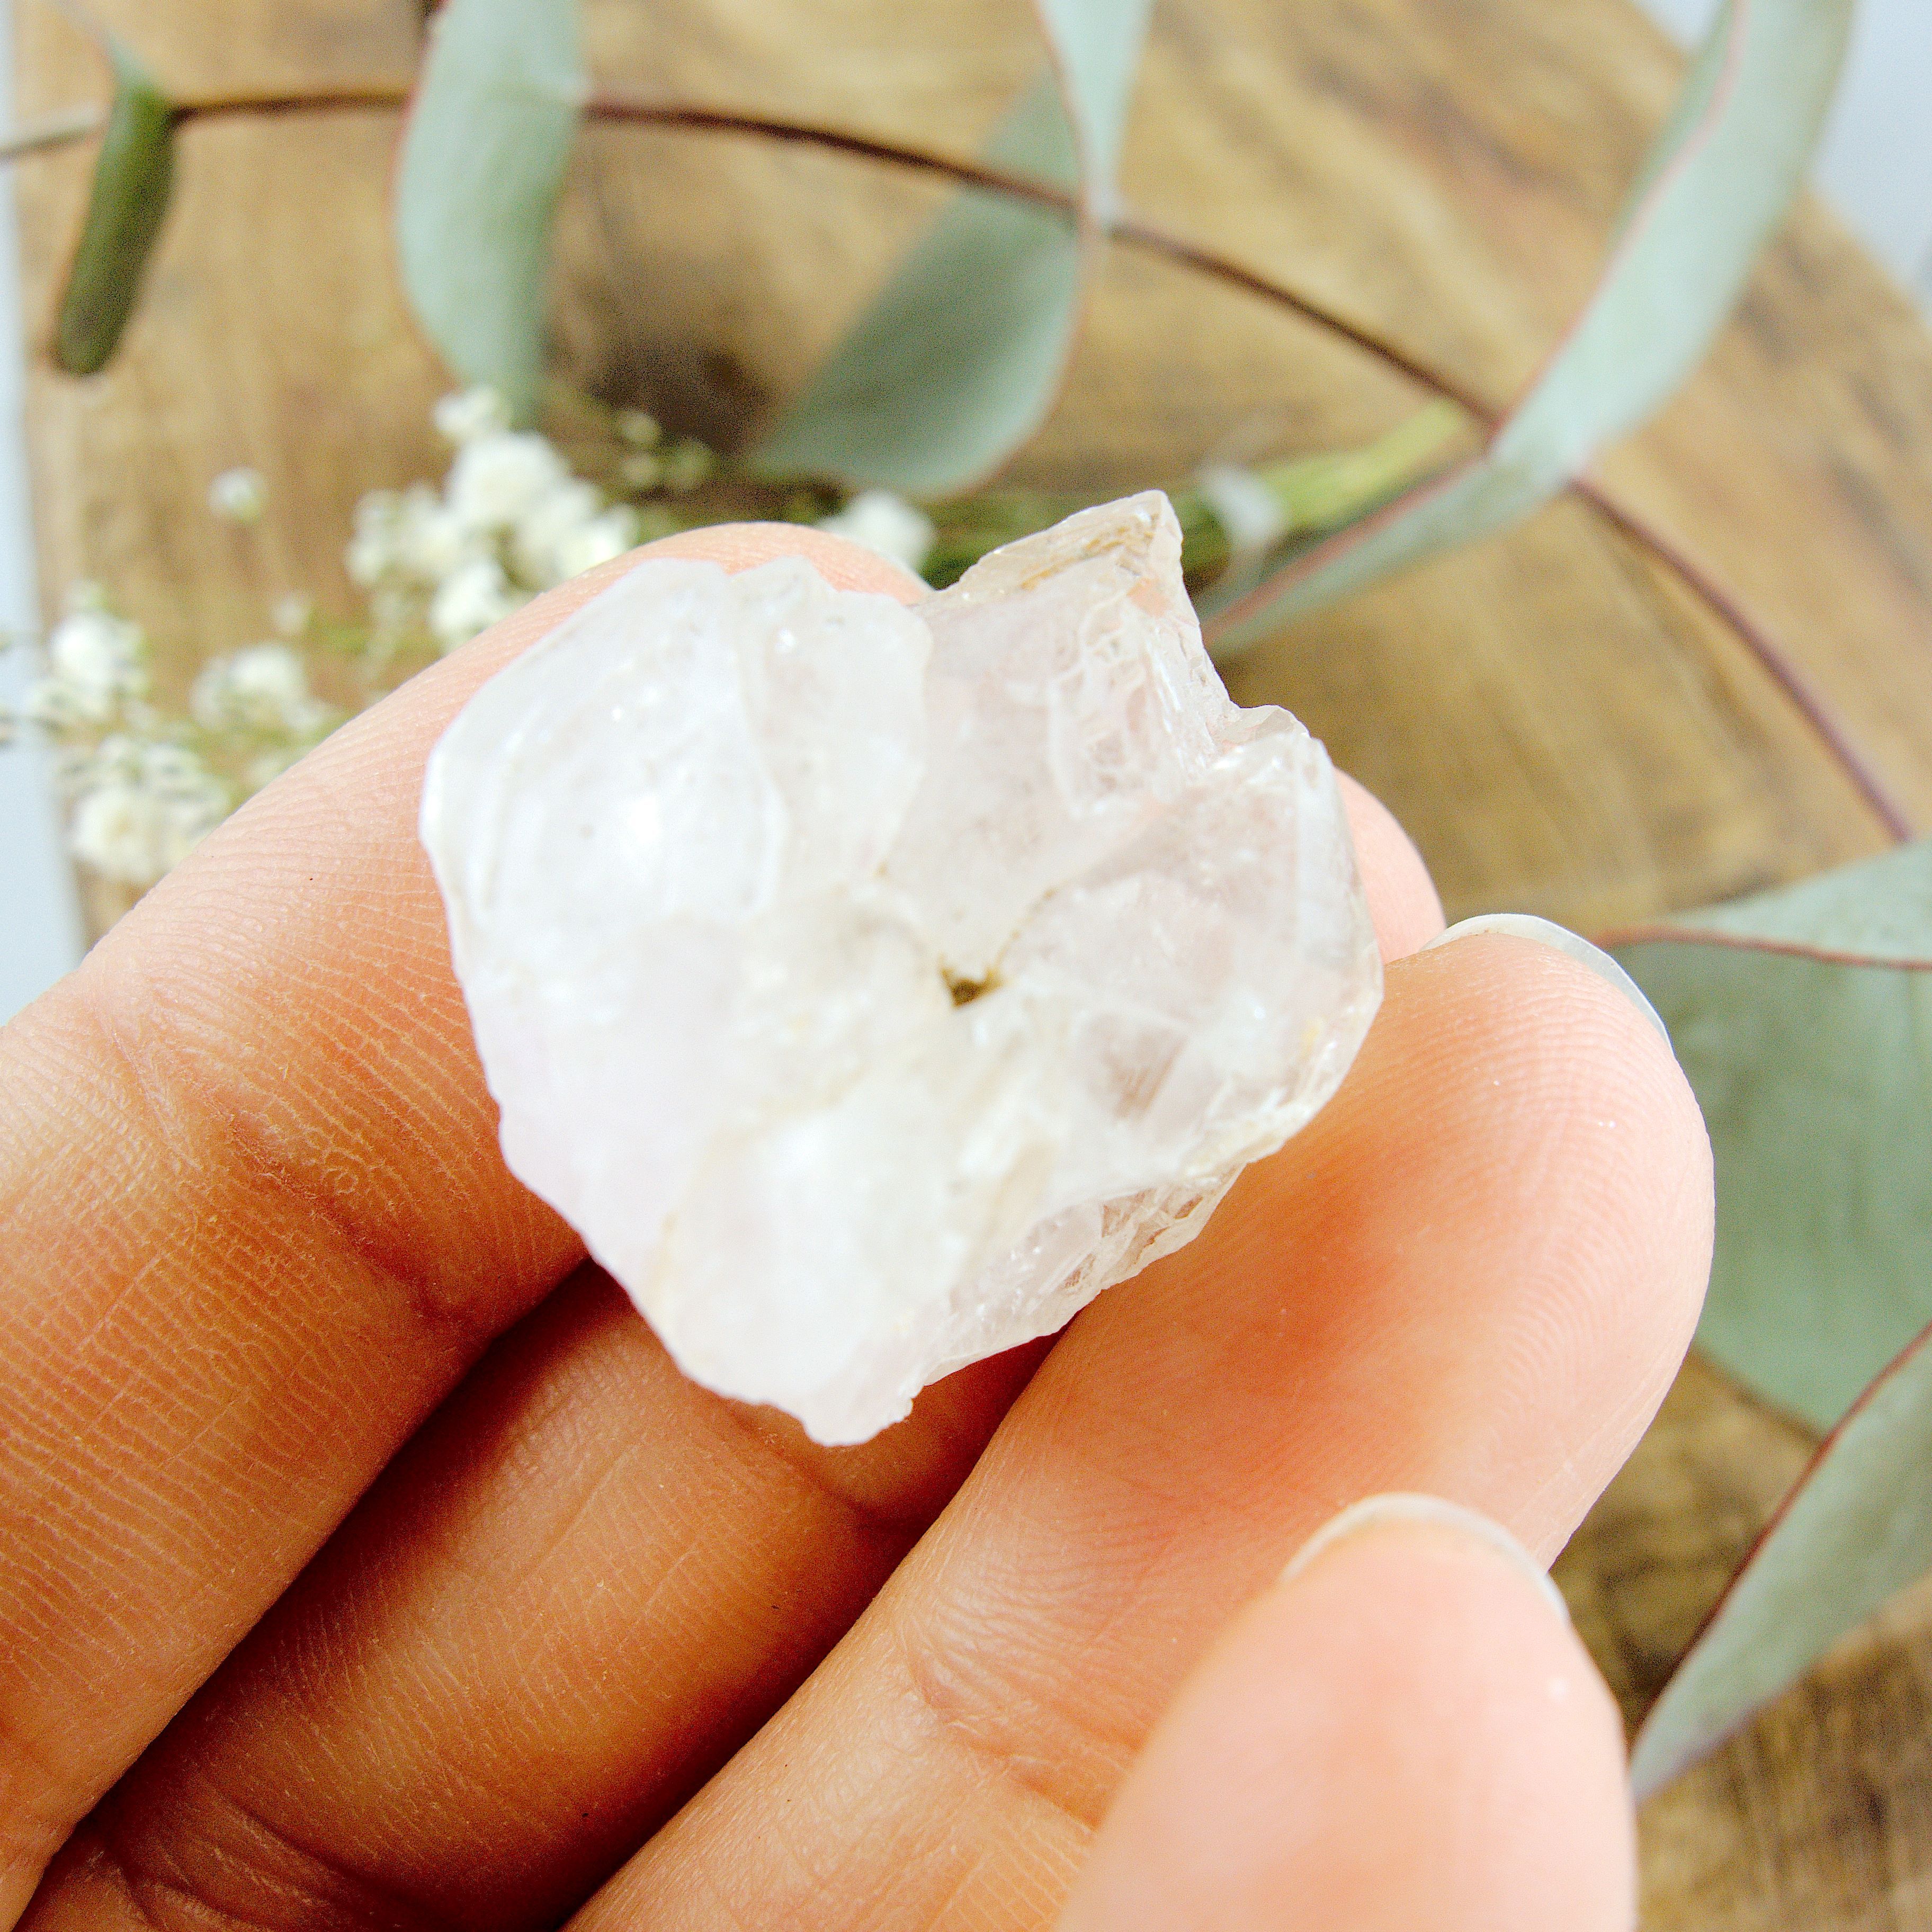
[[1630, 1317, 1932, 1799], [394, 0, 584, 423], [1033, 0, 1150, 188], [1205, 0, 1853, 647], [750, 0, 1153, 495], [1614, 841, 1932, 1432], [52, 42, 173, 377]]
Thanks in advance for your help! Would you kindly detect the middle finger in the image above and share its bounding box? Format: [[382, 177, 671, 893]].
[[575, 931, 1710, 1930]]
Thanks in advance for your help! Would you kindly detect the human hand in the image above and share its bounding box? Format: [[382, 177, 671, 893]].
[[0, 527, 1710, 1931]]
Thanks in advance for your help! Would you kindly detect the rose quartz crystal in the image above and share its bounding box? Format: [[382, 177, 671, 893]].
[[421, 493, 1381, 1442]]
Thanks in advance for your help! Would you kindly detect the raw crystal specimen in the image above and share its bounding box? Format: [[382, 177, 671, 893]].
[[421, 493, 1382, 1443]]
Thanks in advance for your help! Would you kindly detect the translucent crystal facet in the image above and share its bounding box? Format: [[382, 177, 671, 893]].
[[421, 493, 1382, 1443]]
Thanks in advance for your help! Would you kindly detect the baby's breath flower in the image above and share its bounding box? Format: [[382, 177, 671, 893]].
[[347, 484, 474, 590], [616, 408, 661, 448], [430, 554, 522, 653], [447, 432, 571, 534], [68, 780, 164, 881], [509, 477, 605, 585], [394, 488, 476, 584], [33, 391, 675, 901], [346, 489, 410, 588], [136, 740, 218, 796], [272, 592, 314, 639], [34, 605, 149, 722], [559, 504, 643, 579], [68, 739, 230, 887], [434, 386, 514, 447], [659, 439, 717, 494], [817, 490, 935, 577], [619, 450, 664, 492], [191, 642, 334, 738], [209, 467, 269, 524]]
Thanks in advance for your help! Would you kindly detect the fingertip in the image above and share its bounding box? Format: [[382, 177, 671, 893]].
[[1421, 914, 1669, 1046], [634, 521, 930, 601], [1060, 1505, 1635, 1932], [1384, 931, 1714, 1530], [1182, 919, 1712, 1573], [1334, 772, 1446, 962], [1398, 927, 1713, 1283]]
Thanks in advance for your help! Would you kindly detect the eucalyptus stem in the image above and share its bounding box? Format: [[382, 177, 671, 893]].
[[8, 78, 1908, 837], [0, 103, 104, 161]]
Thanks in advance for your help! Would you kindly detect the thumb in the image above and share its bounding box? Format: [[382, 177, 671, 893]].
[[1057, 1493, 1636, 1932]]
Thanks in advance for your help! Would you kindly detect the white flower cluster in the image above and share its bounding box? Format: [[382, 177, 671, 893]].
[[10, 582, 343, 888], [13, 586, 230, 887], [816, 488, 935, 577], [66, 735, 232, 888], [23, 587, 148, 728], [347, 387, 645, 654], [189, 640, 341, 791], [208, 466, 268, 524], [190, 639, 330, 738], [7, 384, 940, 904]]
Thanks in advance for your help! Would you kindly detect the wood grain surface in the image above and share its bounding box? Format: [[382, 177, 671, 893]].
[[16, 0, 1932, 1921]]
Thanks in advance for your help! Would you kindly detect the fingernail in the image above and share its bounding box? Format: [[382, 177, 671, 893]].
[[1281, 1492, 1571, 1624], [1420, 913, 1670, 1048]]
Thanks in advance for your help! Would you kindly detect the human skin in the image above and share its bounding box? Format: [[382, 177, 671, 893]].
[[0, 526, 1711, 1931]]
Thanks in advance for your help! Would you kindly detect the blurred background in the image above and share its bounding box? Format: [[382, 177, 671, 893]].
[[3, 0, 1931, 1025]]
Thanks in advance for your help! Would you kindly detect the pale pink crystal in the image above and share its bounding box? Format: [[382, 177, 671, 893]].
[[421, 493, 1381, 1442]]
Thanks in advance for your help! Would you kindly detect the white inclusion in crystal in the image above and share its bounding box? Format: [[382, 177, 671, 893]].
[[421, 492, 1383, 1443]]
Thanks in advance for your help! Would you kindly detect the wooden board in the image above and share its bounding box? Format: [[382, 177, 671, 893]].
[[17, 0, 1932, 1920]]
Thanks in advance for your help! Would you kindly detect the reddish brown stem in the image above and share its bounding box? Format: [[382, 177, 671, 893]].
[[1107, 213, 1497, 423], [583, 96, 1084, 217], [1594, 925, 1932, 969], [175, 88, 409, 122], [582, 100, 1921, 848], [1574, 478, 1915, 843], [38, 87, 1913, 842]]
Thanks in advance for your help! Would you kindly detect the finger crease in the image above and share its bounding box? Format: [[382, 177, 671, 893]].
[[712, 1401, 929, 1552], [88, 1771, 467, 1932], [896, 1620, 1120, 1840], [73, 979, 500, 1363]]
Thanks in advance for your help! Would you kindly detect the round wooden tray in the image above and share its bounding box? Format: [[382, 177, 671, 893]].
[[20, 0, 1932, 1920]]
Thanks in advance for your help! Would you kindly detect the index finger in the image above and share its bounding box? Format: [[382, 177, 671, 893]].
[[0, 525, 924, 1923]]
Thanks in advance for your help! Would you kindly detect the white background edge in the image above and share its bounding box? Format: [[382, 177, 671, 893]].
[[1, 0, 84, 1027]]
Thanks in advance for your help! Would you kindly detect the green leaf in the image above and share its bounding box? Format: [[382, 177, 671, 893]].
[[747, 77, 1077, 495], [52, 42, 174, 377], [750, 0, 1152, 494], [394, 0, 584, 423], [1033, 0, 1149, 189], [1619, 844, 1932, 1795], [1614, 842, 1932, 1433], [1630, 1316, 1932, 1798], [1205, 0, 1853, 647]]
